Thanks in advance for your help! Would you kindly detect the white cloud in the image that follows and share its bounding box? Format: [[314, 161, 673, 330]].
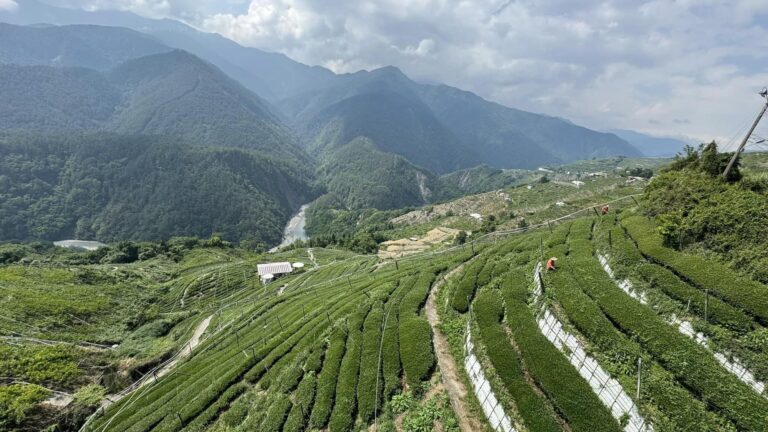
[[37, 0, 768, 141], [0, 0, 18, 11]]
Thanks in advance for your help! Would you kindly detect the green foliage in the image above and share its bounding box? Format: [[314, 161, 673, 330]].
[[0, 384, 50, 430], [450, 258, 486, 313], [260, 393, 292, 432], [357, 302, 384, 422], [73, 384, 106, 408], [636, 263, 752, 331], [309, 331, 346, 429], [0, 134, 315, 245], [398, 317, 434, 390], [328, 305, 368, 432], [283, 372, 317, 432], [474, 289, 561, 432], [624, 216, 768, 324], [501, 268, 621, 432], [0, 344, 82, 386]]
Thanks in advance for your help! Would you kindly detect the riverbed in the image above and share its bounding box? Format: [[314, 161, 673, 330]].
[[270, 205, 309, 252]]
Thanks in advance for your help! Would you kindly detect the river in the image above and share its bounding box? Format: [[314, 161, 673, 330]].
[[270, 205, 309, 252]]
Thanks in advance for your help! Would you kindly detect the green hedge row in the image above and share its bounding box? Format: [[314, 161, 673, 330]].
[[328, 304, 369, 432], [179, 382, 247, 431], [623, 216, 768, 324], [308, 330, 346, 429], [399, 316, 434, 390], [474, 289, 561, 432], [357, 302, 384, 423], [549, 241, 729, 431], [382, 282, 404, 400], [636, 263, 752, 332], [501, 268, 621, 432], [451, 258, 486, 313], [283, 372, 317, 432], [571, 237, 768, 430], [260, 393, 292, 432]]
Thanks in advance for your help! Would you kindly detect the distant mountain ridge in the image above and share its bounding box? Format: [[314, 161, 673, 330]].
[[0, 7, 651, 243], [608, 129, 689, 157]]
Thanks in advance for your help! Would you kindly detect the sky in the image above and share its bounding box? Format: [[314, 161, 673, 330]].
[[21, 0, 768, 145]]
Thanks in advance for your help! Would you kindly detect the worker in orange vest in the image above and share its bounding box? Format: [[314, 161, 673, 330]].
[[601, 205, 610, 215], [546, 257, 558, 271]]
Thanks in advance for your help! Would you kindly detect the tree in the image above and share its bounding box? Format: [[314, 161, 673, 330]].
[[454, 231, 467, 245]]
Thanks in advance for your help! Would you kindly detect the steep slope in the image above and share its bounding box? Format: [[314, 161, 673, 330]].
[[107, 50, 304, 159], [417, 85, 642, 168], [317, 137, 454, 209], [0, 50, 308, 162], [0, 63, 119, 132], [0, 134, 317, 244], [0, 22, 171, 70], [284, 67, 479, 174]]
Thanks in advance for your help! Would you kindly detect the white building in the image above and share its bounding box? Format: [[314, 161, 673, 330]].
[[257, 262, 293, 284]]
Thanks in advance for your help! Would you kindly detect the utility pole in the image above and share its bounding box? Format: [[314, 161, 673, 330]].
[[704, 289, 709, 329], [636, 357, 643, 401], [723, 88, 768, 179]]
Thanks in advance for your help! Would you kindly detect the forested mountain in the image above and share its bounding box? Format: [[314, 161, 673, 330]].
[[0, 134, 317, 244], [0, 50, 307, 161], [317, 138, 457, 209]]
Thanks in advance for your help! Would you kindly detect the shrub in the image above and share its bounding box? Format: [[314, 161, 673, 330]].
[[308, 331, 346, 429], [399, 316, 434, 390], [474, 289, 561, 432], [636, 263, 752, 332], [624, 216, 768, 325], [0, 384, 50, 429], [501, 269, 621, 432], [328, 305, 368, 432], [358, 303, 384, 422], [450, 258, 485, 313], [283, 372, 317, 432], [260, 393, 292, 432]]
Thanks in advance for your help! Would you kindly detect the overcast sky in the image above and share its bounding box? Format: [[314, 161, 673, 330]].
[[12, 0, 768, 144]]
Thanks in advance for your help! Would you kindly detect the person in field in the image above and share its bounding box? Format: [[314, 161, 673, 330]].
[[546, 257, 558, 271]]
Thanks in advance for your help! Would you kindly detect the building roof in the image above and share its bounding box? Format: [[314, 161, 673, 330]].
[[257, 262, 293, 276]]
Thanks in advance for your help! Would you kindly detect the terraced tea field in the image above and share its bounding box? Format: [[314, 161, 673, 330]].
[[5, 199, 768, 432]]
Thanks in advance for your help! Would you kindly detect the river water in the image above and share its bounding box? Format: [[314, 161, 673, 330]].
[[270, 205, 309, 252]]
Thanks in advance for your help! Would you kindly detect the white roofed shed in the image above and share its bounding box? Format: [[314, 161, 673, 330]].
[[257, 262, 293, 284]]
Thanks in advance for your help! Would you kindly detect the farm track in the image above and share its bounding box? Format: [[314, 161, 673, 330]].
[[426, 264, 484, 432]]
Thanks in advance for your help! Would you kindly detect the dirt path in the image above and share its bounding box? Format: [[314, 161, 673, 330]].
[[426, 265, 484, 432], [98, 314, 213, 411]]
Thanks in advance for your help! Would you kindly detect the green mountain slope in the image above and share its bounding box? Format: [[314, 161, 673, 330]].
[[316, 137, 455, 209], [0, 134, 316, 244], [0, 50, 308, 162]]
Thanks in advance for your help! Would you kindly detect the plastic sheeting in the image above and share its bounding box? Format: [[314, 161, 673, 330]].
[[464, 328, 517, 432], [532, 264, 652, 432]]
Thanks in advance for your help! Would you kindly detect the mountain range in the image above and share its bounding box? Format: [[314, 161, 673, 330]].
[[0, 1, 667, 244]]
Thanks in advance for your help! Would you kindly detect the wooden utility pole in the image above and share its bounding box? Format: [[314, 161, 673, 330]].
[[723, 88, 768, 179]]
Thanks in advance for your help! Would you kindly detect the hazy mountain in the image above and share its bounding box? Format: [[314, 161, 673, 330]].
[[0, 22, 170, 69], [0, 0, 336, 102], [0, 49, 307, 162], [289, 67, 478, 174], [418, 85, 642, 167], [608, 129, 689, 157]]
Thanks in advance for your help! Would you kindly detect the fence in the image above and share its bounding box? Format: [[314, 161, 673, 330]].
[[464, 324, 516, 432], [533, 263, 651, 432], [599, 252, 766, 396]]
